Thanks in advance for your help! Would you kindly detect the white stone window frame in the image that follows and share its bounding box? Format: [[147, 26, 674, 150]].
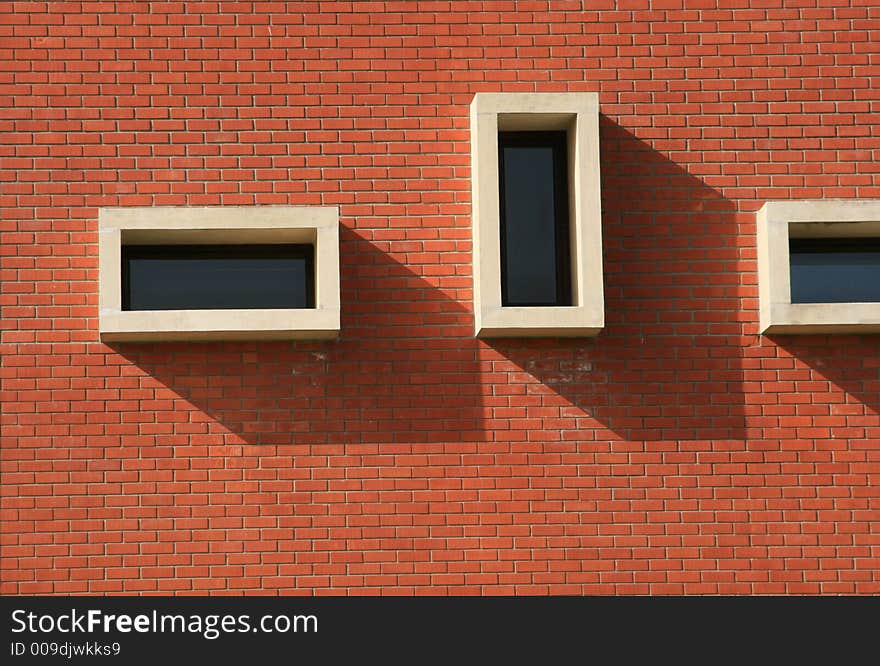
[[98, 206, 340, 341], [757, 199, 880, 334], [470, 92, 604, 338]]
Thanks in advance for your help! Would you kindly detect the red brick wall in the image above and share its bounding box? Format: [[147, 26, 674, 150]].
[[2, 1, 879, 595]]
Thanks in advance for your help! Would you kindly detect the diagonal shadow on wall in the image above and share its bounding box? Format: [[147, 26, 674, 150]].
[[110, 226, 490, 446], [761, 333, 880, 439], [484, 118, 749, 442]]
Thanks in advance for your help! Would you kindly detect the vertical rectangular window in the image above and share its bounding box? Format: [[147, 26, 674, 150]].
[[789, 238, 880, 304], [122, 244, 315, 311], [498, 131, 572, 307]]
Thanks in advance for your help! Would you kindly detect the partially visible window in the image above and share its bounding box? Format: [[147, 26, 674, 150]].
[[756, 199, 880, 334], [122, 244, 315, 311], [789, 238, 880, 304], [499, 131, 571, 307]]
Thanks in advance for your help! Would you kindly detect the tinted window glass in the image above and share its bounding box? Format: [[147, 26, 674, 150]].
[[499, 131, 571, 306], [790, 238, 880, 303], [123, 244, 314, 310]]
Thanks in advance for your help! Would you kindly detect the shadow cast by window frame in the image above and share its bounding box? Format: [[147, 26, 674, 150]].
[[483, 117, 750, 442], [109, 226, 490, 447]]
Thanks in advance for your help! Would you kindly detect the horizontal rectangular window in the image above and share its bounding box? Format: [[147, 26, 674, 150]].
[[499, 130, 572, 307], [789, 238, 880, 304], [122, 244, 315, 311]]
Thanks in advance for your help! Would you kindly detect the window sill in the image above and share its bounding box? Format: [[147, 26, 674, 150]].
[[99, 309, 340, 342], [477, 306, 603, 338], [760, 304, 880, 335]]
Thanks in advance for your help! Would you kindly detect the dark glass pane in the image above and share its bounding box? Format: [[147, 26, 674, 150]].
[[123, 244, 314, 310], [790, 238, 880, 303], [499, 131, 571, 307]]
